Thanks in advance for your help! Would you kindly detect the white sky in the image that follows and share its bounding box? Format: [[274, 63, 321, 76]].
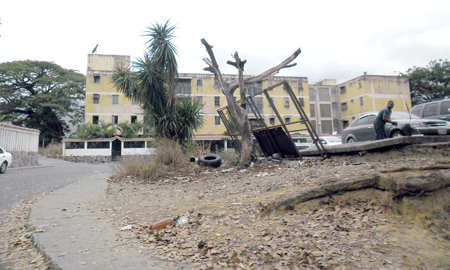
[[1, 0, 449, 84]]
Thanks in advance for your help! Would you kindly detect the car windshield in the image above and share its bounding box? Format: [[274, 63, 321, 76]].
[[391, 111, 420, 120]]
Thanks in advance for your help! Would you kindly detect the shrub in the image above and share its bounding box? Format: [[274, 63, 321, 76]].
[[38, 143, 62, 158]]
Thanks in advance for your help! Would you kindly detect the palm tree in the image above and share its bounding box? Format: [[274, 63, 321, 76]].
[[117, 120, 144, 138], [113, 20, 203, 144], [72, 120, 115, 139]]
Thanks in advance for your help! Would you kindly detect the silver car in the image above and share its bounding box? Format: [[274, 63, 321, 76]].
[[342, 111, 450, 143], [0, 146, 12, 173]]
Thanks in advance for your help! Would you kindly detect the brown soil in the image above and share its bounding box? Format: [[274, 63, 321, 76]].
[[104, 144, 450, 270]]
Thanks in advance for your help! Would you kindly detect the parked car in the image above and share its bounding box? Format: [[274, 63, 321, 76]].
[[410, 99, 450, 121], [342, 111, 450, 143], [0, 146, 12, 173], [308, 136, 342, 148]]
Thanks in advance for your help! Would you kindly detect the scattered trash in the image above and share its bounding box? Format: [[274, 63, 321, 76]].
[[198, 241, 206, 249], [120, 225, 134, 231], [250, 162, 254, 168], [149, 218, 175, 231], [221, 168, 235, 173], [238, 169, 248, 173], [232, 203, 242, 205], [256, 172, 270, 177], [175, 216, 189, 224]]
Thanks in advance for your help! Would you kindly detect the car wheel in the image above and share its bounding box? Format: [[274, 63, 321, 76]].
[[0, 162, 7, 174], [199, 154, 222, 168], [392, 131, 404, 138], [347, 138, 356, 143]]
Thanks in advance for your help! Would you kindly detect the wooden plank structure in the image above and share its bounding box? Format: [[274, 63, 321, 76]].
[[218, 81, 327, 159]]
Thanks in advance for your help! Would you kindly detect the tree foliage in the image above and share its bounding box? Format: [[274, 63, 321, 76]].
[[0, 60, 85, 143], [113, 20, 203, 143], [117, 120, 144, 138], [400, 59, 450, 105], [72, 120, 116, 139]]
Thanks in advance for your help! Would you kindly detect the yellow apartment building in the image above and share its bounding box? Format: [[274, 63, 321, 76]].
[[85, 54, 411, 136], [176, 73, 312, 135], [338, 75, 411, 128], [85, 54, 143, 126]]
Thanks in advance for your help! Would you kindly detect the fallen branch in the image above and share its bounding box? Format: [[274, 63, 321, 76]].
[[262, 171, 450, 216]]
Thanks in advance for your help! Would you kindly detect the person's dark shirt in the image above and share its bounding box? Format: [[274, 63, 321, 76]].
[[374, 106, 392, 128]]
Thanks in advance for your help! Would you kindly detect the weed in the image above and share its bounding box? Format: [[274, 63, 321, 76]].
[[38, 143, 62, 158]]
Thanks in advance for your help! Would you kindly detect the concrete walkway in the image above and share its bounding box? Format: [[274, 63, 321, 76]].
[[28, 173, 178, 270]]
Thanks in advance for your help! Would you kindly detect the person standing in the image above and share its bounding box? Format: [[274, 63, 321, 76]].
[[374, 100, 398, 140]]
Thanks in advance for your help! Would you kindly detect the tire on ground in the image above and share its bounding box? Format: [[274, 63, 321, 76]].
[[199, 154, 222, 168]]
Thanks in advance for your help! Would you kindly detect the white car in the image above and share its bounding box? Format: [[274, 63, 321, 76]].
[[0, 146, 12, 173], [309, 136, 342, 148]]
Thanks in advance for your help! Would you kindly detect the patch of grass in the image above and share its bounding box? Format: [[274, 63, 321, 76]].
[[114, 138, 192, 182], [38, 143, 62, 158]]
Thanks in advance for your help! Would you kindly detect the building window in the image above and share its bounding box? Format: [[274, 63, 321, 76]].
[[247, 97, 264, 114], [215, 116, 221, 125], [298, 98, 305, 107], [214, 96, 220, 107], [319, 88, 331, 101], [351, 99, 354, 103], [175, 78, 191, 95], [270, 118, 275, 125], [112, 95, 119, 105], [310, 103, 315, 117], [112, 115, 118, 125], [131, 97, 138, 105], [339, 86, 346, 94], [245, 82, 263, 96], [131, 116, 137, 123], [320, 104, 332, 118], [285, 117, 291, 123], [284, 97, 290, 108], [341, 102, 348, 110], [197, 78, 203, 87], [196, 96, 203, 105], [358, 80, 362, 88], [214, 78, 219, 87], [93, 115, 99, 125], [94, 75, 100, 83], [93, 94, 99, 104], [360, 97, 364, 106]]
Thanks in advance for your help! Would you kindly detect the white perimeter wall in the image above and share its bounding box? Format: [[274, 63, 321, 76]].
[[0, 125, 39, 152]]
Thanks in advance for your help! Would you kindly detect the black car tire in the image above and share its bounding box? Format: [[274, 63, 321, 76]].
[[199, 154, 222, 168], [347, 138, 356, 143], [0, 162, 7, 174], [391, 130, 404, 138]]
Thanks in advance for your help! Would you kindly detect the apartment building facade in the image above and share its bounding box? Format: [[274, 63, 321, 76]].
[[85, 54, 411, 135], [338, 75, 411, 128]]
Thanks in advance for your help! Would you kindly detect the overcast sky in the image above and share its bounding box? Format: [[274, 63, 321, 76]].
[[1, 0, 449, 84]]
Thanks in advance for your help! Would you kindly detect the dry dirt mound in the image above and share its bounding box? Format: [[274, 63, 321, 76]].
[[103, 146, 450, 269]]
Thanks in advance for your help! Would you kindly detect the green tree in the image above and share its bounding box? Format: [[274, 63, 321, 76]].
[[113, 20, 203, 144], [117, 120, 144, 138], [72, 120, 116, 139], [400, 59, 450, 105], [0, 60, 85, 144]]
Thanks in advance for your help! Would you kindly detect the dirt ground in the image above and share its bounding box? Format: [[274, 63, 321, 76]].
[[104, 144, 450, 270], [1, 144, 450, 269]]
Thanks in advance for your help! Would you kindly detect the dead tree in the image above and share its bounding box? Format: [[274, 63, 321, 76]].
[[201, 39, 301, 166]]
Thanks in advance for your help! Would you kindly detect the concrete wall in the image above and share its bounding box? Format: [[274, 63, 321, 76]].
[[0, 123, 40, 167]]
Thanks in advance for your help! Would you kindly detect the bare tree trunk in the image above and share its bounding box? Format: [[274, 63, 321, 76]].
[[201, 38, 301, 167]]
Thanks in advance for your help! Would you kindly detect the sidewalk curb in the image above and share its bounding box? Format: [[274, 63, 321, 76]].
[[28, 173, 178, 270]]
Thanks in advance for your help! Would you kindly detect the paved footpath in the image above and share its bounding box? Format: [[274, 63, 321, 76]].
[[29, 173, 179, 270]]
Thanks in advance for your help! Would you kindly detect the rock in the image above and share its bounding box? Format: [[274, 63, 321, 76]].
[[287, 161, 300, 168]]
